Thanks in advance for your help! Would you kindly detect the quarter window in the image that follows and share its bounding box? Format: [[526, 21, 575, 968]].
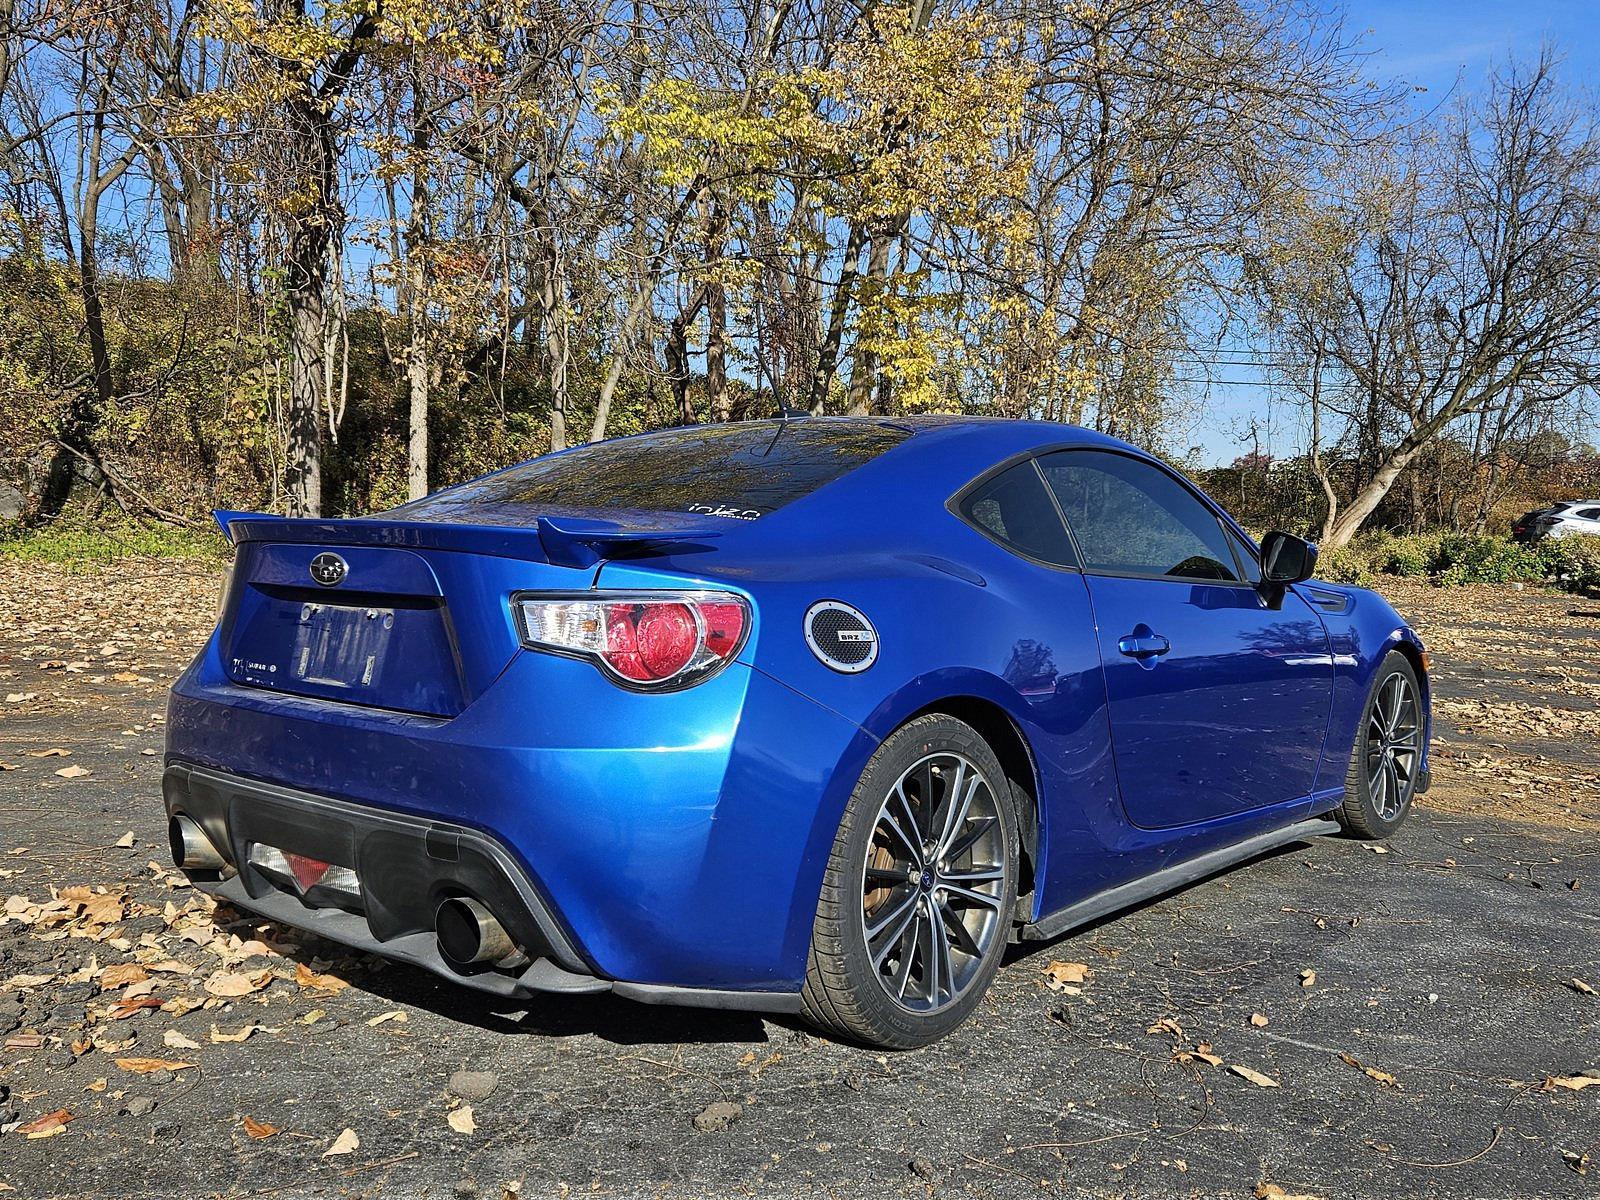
[[1038, 451, 1243, 582], [958, 461, 1079, 568]]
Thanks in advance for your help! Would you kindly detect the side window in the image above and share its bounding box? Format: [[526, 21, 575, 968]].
[[1038, 450, 1243, 582], [958, 460, 1079, 568], [1578, 507, 1600, 520]]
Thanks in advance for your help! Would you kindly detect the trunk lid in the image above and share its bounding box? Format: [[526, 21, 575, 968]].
[[216, 510, 724, 717]]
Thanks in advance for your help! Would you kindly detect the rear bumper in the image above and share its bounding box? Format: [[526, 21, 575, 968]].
[[164, 762, 801, 1011]]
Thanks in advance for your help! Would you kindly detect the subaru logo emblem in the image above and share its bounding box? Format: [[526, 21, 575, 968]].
[[309, 552, 348, 587]]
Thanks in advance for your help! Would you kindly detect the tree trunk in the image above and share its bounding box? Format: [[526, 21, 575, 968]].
[[1322, 442, 1423, 548]]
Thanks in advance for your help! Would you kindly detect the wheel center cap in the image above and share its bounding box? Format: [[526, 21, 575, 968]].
[[920, 869, 935, 892]]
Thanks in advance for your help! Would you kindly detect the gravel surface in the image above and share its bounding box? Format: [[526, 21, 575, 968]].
[[1, 559, 1596, 1199]]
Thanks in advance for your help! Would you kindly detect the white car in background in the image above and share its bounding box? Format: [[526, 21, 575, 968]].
[[1532, 501, 1600, 539]]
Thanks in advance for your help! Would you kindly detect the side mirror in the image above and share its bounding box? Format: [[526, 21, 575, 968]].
[[1257, 530, 1317, 607]]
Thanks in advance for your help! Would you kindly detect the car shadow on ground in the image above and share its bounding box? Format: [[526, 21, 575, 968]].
[[254, 922, 777, 1046], [999, 834, 1327, 970]]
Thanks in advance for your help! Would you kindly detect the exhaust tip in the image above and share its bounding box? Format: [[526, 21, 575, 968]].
[[169, 814, 226, 870], [435, 896, 522, 969]]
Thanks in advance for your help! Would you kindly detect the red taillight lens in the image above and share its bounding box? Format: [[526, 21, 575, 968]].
[[515, 592, 749, 689]]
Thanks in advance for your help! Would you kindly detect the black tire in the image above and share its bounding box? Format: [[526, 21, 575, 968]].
[[1335, 651, 1424, 839], [799, 714, 1019, 1049]]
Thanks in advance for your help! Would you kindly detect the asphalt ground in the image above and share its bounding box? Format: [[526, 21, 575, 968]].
[[1, 559, 1596, 1200]]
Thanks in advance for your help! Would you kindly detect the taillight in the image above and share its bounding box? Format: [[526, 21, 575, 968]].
[[513, 592, 750, 689]]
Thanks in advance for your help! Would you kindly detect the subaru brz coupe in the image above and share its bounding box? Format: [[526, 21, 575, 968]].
[[164, 417, 1430, 1047]]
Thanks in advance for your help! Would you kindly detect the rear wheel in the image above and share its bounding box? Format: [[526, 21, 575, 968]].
[[800, 714, 1018, 1049], [1336, 651, 1423, 839]]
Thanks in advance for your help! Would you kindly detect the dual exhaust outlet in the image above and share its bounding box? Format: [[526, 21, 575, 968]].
[[170, 814, 525, 972]]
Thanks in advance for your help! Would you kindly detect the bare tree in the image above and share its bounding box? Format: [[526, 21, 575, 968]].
[[1265, 52, 1600, 547]]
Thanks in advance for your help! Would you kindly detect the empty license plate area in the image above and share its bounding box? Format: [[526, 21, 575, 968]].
[[293, 602, 393, 690]]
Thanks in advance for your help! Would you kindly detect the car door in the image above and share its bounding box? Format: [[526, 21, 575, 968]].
[[1037, 449, 1333, 829]]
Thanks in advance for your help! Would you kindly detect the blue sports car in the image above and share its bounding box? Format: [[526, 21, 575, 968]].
[[164, 417, 1430, 1047]]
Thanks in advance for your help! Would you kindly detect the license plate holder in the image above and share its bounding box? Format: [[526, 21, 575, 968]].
[[291, 602, 395, 690]]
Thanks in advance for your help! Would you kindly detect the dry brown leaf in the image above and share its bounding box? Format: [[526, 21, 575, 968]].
[[323, 1127, 359, 1157], [98, 963, 150, 991], [1146, 1016, 1185, 1039], [163, 1030, 201, 1050], [113, 832, 136, 849], [84, 1078, 107, 1093], [114, 1057, 196, 1074], [106, 996, 164, 1020], [202, 969, 272, 998], [209, 1023, 275, 1043], [18, 1109, 73, 1139], [1256, 1183, 1324, 1200], [1299, 969, 1317, 988], [366, 1010, 407, 1027], [447, 1105, 477, 1135], [26, 748, 70, 758], [1569, 979, 1596, 996], [1250, 1012, 1271, 1027], [5, 1033, 46, 1049], [1339, 1052, 1401, 1089], [294, 962, 349, 992], [1230, 1064, 1281, 1088], [1543, 1074, 1600, 1092], [1044, 960, 1090, 987], [242, 1115, 280, 1140], [53, 765, 91, 779]]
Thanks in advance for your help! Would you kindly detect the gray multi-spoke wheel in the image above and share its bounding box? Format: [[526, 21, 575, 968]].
[[801, 714, 1019, 1048], [1337, 651, 1425, 839]]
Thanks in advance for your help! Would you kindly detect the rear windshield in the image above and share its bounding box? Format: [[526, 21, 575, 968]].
[[394, 421, 910, 521]]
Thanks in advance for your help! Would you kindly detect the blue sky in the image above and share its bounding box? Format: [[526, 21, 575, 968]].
[[1185, 0, 1600, 464]]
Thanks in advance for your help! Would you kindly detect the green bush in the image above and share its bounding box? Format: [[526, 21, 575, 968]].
[[1535, 534, 1600, 595], [1310, 528, 1597, 594]]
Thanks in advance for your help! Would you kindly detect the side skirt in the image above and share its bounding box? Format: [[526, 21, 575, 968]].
[[1020, 817, 1341, 943]]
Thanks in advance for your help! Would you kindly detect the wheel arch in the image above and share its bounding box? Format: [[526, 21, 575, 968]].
[[877, 684, 1045, 917]]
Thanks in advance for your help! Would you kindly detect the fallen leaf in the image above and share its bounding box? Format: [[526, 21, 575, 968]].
[[5, 1033, 46, 1049], [1339, 1052, 1400, 1089], [209, 1023, 274, 1043], [1146, 1016, 1185, 1039], [85, 1078, 107, 1093], [1299, 969, 1317, 988], [163, 1030, 201, 1050], [366, 1010, 407, 1027], [447, 1105, 477, 1134], [202, 969, 272, 998], [107, 996, 165, 1020], [98, 963, 150, 990], [1044, 961, 1091, 988], [294, 962, 349, 992], [323, 1128, 359, 1157], [114, 1057, 196, 1074], [1250, 1012, 1271, 1027], [18, 1109, 72, 1139], [113, 832, 136, 849], [1544, 1074, 1600, 1092], [242, 1115, 280, 1140], [54, 765, 91, 779], [1256, 1183, 1325, 1200], [26, 748, 69, 758], [1230, 1064, 1281, 1088], [1569, 979, 1596, 996]]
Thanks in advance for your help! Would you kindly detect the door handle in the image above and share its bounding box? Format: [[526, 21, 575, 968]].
[[1117, 630, 1171, 660]]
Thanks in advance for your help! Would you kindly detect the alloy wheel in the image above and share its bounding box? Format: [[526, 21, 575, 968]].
[[859, 751, 1007, 1012], [1365, 672, 1420, 821]]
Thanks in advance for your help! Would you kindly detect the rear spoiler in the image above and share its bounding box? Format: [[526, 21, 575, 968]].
[[212, 509, 722, 568]]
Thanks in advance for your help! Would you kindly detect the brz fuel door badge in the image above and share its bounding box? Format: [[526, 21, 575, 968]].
[[804, 600, 879, 673]]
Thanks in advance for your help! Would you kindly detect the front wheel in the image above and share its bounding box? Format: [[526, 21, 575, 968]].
[[1336, 651, 1424, 839], [800, 714, 1019, 1049]]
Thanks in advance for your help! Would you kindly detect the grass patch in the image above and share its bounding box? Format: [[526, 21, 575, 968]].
[[0, 518, 230, 567]]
